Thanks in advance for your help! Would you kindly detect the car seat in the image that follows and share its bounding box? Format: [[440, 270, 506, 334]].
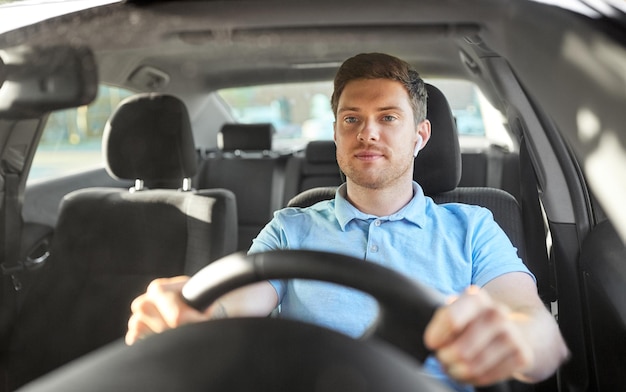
[[1, 93, 238, 390], [282, 140, 344, 203]]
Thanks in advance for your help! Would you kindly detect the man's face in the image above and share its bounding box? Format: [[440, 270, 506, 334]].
[[334, 78, 422, 190]]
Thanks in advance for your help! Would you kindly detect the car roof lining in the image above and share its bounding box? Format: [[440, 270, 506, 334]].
[[0, 1, 495, 86]]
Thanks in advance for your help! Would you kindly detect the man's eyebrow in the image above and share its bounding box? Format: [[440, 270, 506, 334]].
[[378, 105, 406, 112], [337, 106, 360, 114], [337, 105, 406, 113]]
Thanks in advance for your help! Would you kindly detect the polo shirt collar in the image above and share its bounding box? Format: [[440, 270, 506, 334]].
[[334, 181, 426, 230]]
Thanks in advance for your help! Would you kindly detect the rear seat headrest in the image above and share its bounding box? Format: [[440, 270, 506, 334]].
[[305, 140, 336, 163], [103, 93, 197, 181], [415, 83, 462, 194], [218, 123, 274, 152]]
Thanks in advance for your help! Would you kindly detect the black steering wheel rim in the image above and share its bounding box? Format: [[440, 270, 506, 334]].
[[182, 249, 446, 362]]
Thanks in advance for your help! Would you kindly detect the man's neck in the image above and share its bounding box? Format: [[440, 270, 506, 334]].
[[344, 179, 415, 216]]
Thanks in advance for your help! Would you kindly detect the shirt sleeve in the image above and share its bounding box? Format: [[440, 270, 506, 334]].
[[247, 213, 287, 301]]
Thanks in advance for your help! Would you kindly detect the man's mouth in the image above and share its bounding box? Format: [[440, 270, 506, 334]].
[[355, 150, 384, 161]]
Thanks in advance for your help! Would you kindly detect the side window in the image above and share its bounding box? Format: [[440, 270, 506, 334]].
[[28, 85, 134, 183], [432, 79, 513, 151]]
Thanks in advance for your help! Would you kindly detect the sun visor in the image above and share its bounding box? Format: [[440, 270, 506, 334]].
[[0, 45, 98, 118]]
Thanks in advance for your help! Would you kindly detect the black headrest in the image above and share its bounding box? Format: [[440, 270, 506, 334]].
[[103, 93, 197, 181], [305, 141, 336, 164], [218, 123, 274, 152], [415, 84, 462, 194]]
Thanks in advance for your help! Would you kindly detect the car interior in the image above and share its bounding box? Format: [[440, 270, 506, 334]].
[[0, 1, 625, 391]]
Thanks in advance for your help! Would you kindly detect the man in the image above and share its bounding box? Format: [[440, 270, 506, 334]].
[[126, 53, 568, 391]]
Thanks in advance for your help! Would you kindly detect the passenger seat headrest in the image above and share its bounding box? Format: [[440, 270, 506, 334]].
[[103, 93, 197, 181], [415, 84, 462, 194], [218, 123, 274, 152]]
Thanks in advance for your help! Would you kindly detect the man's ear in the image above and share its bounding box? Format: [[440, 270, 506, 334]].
[[417, 119, 432, 148], [333, 122, 337, 144]]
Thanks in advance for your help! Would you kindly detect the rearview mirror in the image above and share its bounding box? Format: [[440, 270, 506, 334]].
[[0, 45, 98, 118]]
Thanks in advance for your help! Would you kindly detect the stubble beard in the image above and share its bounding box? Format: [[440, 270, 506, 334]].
[[337, 151, 414, 190]]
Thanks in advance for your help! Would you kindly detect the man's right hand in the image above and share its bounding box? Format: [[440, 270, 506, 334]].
[[125, 276, 215, 345], [125, 276, 279, 345]]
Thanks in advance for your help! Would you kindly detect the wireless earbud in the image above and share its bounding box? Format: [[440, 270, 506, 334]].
[[413, 135, 423, 157]]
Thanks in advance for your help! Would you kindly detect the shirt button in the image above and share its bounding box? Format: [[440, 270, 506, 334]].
[[370, 245, 379, 252], [374, 220, 381, 227]]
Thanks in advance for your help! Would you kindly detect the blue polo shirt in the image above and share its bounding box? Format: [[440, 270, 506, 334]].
[[248, 182, 532, 391]]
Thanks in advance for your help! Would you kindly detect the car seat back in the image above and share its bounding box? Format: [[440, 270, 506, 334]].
[[196, 123, 288, 251], [282, 140, 344, 203], [3, 93, 238, 390]]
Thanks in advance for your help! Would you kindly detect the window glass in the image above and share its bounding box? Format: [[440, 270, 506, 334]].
[[28, 85, 134, 183], [219, 82, 334, 151], [432, 79, 486, 136], [217, 79, 512, 151]]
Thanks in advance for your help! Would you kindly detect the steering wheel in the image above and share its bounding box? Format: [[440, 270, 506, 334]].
[[18, 250, 510, 392], [183, 250, 446, 362]]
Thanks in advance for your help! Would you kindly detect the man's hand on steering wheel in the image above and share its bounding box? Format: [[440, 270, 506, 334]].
[[424, 285, 533, 386], [125, 275, 278, 345], [126, 276, 208, 345]]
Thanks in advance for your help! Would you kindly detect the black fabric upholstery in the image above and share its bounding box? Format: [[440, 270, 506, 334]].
[[283, 141, 344, 204], [54, 188, 236, 275], [197, 123, 287, 251], [287, 186, 338, 208], [305, 140, 337, 164], [459, 153, 488, 188], [3, 94, 239, 390], [103, 93, 197, 181], [415, 83, 462, 194], [6, 188, 238, 388], [219, 123, 274, 152], [197, 157, 284, 251]]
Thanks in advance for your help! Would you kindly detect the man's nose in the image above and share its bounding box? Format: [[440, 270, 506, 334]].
[[357, 119, 380, 142]]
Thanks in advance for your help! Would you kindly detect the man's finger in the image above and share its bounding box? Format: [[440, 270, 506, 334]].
[[424, 286, 486, 350]]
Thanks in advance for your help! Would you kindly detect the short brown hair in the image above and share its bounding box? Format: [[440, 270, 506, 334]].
[[331, 53, 427, 125]]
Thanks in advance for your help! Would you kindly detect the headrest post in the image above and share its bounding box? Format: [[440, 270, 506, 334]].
[[181, 177, 192, 192], [129, 179, 145, 193]]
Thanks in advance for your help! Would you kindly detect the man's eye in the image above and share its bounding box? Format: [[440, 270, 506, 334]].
[[344, 117, 358, 124], [382, 115, 397, 122]]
